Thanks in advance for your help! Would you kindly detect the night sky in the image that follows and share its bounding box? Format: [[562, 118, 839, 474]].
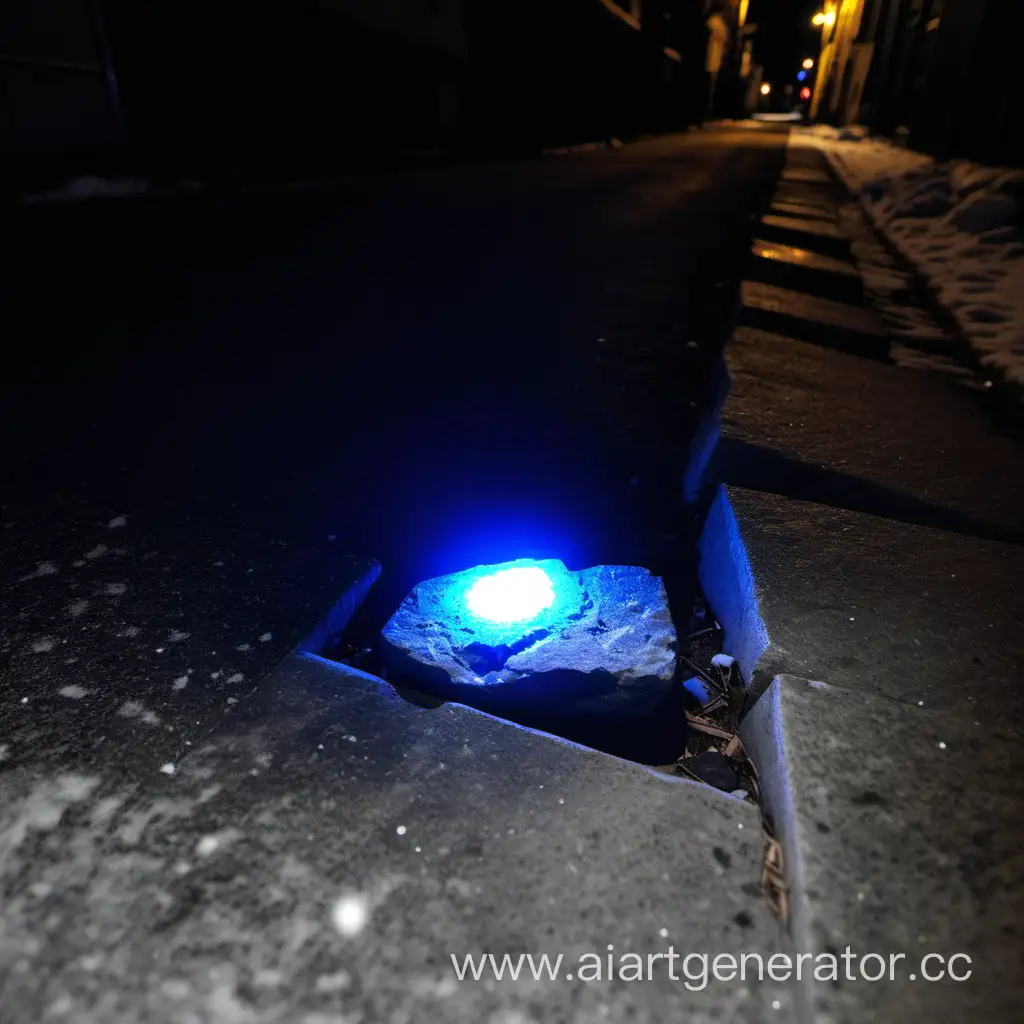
[[749, 0, 823, 92]]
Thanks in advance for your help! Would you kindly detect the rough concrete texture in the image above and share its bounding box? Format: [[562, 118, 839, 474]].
[[700, 485, 1024, 715], [0, 521, 381, 781], [381, 561, 677, 718], [719, 326, 1024, 538], [750, 239, 862, 303], [758, 215, 850, 259], [739, 282, 889, 359], [741, 674, 1024, 1024], [0, 652, 796, 1024]]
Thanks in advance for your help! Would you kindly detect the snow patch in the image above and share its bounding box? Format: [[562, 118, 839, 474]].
[[68, 599, 90, 618], [84, 544, 108, 560], [108, 516, 128, 529], [31, 638, 57, 654], [796, 127, 1024, 388], [104, 582, 128, 596], [59, 685, 90, 699]]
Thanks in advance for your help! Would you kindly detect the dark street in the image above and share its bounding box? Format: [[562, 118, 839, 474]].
[[2, 125, 786, 641]]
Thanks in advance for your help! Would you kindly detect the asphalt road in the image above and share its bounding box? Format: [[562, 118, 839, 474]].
[[1, 125, 788, 755]]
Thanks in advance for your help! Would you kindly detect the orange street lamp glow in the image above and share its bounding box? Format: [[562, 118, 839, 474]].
[[812, 12, 826, 25], [760, 83, 772, 96], [802, 58, 815, 70]]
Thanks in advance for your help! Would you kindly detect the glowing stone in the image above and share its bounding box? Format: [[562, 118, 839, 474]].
[[380, 559, 677, 718], [464, 566, 555, 625]]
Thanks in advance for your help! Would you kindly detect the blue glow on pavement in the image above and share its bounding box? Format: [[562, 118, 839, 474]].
[[464, 566, 555, 625]]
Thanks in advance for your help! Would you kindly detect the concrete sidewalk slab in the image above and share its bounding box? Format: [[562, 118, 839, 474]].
[[750, 240, 862, 303], [758, 215, 850, 259], [739, 282, 889, 359], [0, 651, 796, 1024], [699, 486, 1024, 718], [770, 199, 838, 222], [780, 167, 833, 185], [741, 674, 1024, 1024], [718, 325, 1024, 538]]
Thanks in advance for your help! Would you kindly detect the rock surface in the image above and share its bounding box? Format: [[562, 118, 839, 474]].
[[381, 560, 677, 718]]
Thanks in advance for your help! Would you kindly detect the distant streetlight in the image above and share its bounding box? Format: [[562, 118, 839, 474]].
[[812, 12, 826, 25], [812, 10, 836, 27], [803, 58, 815, 70], [760, 83, 772, 96]]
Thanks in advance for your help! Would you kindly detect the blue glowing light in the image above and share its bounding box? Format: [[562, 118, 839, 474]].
[[797, 70, 808, 81], [464, 566, 556, 625]]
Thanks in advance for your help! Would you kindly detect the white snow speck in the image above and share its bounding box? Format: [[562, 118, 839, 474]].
[[168, 630, 190, 642], [259, 633, 272, 642], [659, 928, 669, 938], [710, 653, 735, 669], [19, 561, 59, 581], [158, 762, 176, 775], [105, 582, 127, 596], [119, 700, 160, 726], [396, 825, 407, 835], [172, 676, 189, 691], [72, 560, 86, 567], [236, 643, 251, 652], [210, 671, 222, 680], [738, 823, 744, 829], [196, 831, 241, 856], [938, 741, 947, 750], [155, 647, 165, 654], [315, 972, 350, 993], [226, 697, 238, 705], [226, 673, 244, 684], [332, 894, 369, 937], [68, 599, 90, 618], [84, 544, 109, 560], [59, 685, 90, 699], [346, 735, 357, 743], [31, 638, 57, 654], [108, 516, 127, 529], [772, 1001, 781, 1011], [21, 697, 29, 704]]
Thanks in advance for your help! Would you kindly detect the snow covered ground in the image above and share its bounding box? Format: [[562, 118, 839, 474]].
[[793, 126, 1024, 390]]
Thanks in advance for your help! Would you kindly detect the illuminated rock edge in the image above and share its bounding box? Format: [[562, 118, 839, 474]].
[[380, 559, 677, 718]]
